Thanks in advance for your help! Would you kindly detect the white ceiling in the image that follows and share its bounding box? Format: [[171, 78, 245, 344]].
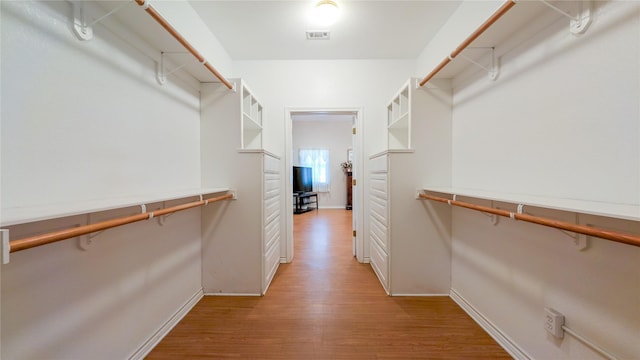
[[188, 0, 463, 60]]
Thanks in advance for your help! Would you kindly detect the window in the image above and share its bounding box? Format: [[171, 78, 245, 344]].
[[298, 148, 330, 192]]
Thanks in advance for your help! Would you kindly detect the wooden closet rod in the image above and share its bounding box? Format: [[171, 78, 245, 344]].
[[134, 0, 234, 90], [419, 193, 640, 248], [418, 0, 516, 87], [9, 193, 233, 253]]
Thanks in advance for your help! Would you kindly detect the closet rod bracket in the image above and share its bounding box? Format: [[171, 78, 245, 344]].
[[479, 202, 500, 225], [157, 52, 190, 85], [78, 232, 103, 251], [573, 233, 589, 251], [157, 201, 176, 226], [1, 229, 10, 264], [484, 200, 500, 225], [553, 214, 589, 250], [558, 229, 589, 251], [561, 214, 589, 250], [537, 0, 591, 34], [73, 1, 133, 41], [77, 214, 106, 251], [451, 47, 499, 81], [73, 1, 94, 41], [569, 1, 591, 35]]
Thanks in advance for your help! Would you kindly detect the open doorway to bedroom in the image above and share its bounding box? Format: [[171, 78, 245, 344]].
[[284, 108, 363, 264]]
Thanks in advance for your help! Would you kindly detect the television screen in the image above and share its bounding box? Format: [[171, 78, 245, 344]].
[[293, 166, 313, 193]]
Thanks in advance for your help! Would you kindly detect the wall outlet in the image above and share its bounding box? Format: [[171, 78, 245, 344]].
[[544, 308, 565, 338]]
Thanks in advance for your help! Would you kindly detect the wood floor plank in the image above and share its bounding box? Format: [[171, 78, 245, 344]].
[[147, 209, 511, 359]]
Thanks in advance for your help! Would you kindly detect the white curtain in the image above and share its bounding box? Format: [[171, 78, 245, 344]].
[[299, 148, 330, 192]]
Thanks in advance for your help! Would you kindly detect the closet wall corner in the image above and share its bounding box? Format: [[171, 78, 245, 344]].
[[369, 77, 453, 295], [200, 79, 280, 295]]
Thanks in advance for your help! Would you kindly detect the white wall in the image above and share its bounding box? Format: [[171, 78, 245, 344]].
[[233, 59, 415, 261], [451, 2, 639, 204], [417, 1, 640, 359], [1, 1, 206, 358], [1, 1, 201, 208], [233, 60, 415, 158], [292, 119, 352, 208], [452, 206, 640, 359], [3, 206, 203, 359]]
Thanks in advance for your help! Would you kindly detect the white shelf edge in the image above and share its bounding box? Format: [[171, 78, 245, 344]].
[[422, 186, 640, 222], [1, 187, 230, 227], [388, 112, 409, 129], [237, 149, 280, 159], [243, 113, 262, 130], [369, 149, 415, 159]]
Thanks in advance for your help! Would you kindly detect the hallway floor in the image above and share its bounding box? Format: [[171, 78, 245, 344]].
[[147, 209, 510, 359]]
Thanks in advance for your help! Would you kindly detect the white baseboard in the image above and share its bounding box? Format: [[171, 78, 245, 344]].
[[391, 293, 450, 297], [203, 292, 262, 296], [450, 288, 533, 360], [129, 288, 204, 360]]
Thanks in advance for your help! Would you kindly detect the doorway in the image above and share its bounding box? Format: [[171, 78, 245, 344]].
[[284, 108, 364, 264]]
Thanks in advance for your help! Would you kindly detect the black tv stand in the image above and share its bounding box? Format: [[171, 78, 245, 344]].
[[293, 192, 318, 214]]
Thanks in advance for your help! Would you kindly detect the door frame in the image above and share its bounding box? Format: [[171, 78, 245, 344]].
[[284, 107, 365, 263]]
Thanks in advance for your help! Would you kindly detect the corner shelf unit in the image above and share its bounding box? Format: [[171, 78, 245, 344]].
[[241, 84, 263, 149], [387, 81, 411, 149], [201, 79, 263, 151], [368, 77, 453, 295], [201, 80, 281, 295]]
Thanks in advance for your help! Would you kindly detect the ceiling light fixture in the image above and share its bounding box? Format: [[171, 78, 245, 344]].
[[312, 0, 340, 27]]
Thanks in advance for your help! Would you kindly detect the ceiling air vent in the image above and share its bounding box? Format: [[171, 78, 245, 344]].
[[306, 31, 330, 40]]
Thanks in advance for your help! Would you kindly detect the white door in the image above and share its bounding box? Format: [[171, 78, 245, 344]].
[[351, 115, 357, 257]]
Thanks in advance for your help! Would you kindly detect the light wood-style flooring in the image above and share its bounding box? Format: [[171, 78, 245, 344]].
[[147, 209, 510, 359]]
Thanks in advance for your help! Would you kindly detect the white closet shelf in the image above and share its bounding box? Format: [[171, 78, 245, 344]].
[[431, 1, 548, 80], [423, 187, 640, 222], [1, 187, 230, 227], [92, 1, 228, 84]]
